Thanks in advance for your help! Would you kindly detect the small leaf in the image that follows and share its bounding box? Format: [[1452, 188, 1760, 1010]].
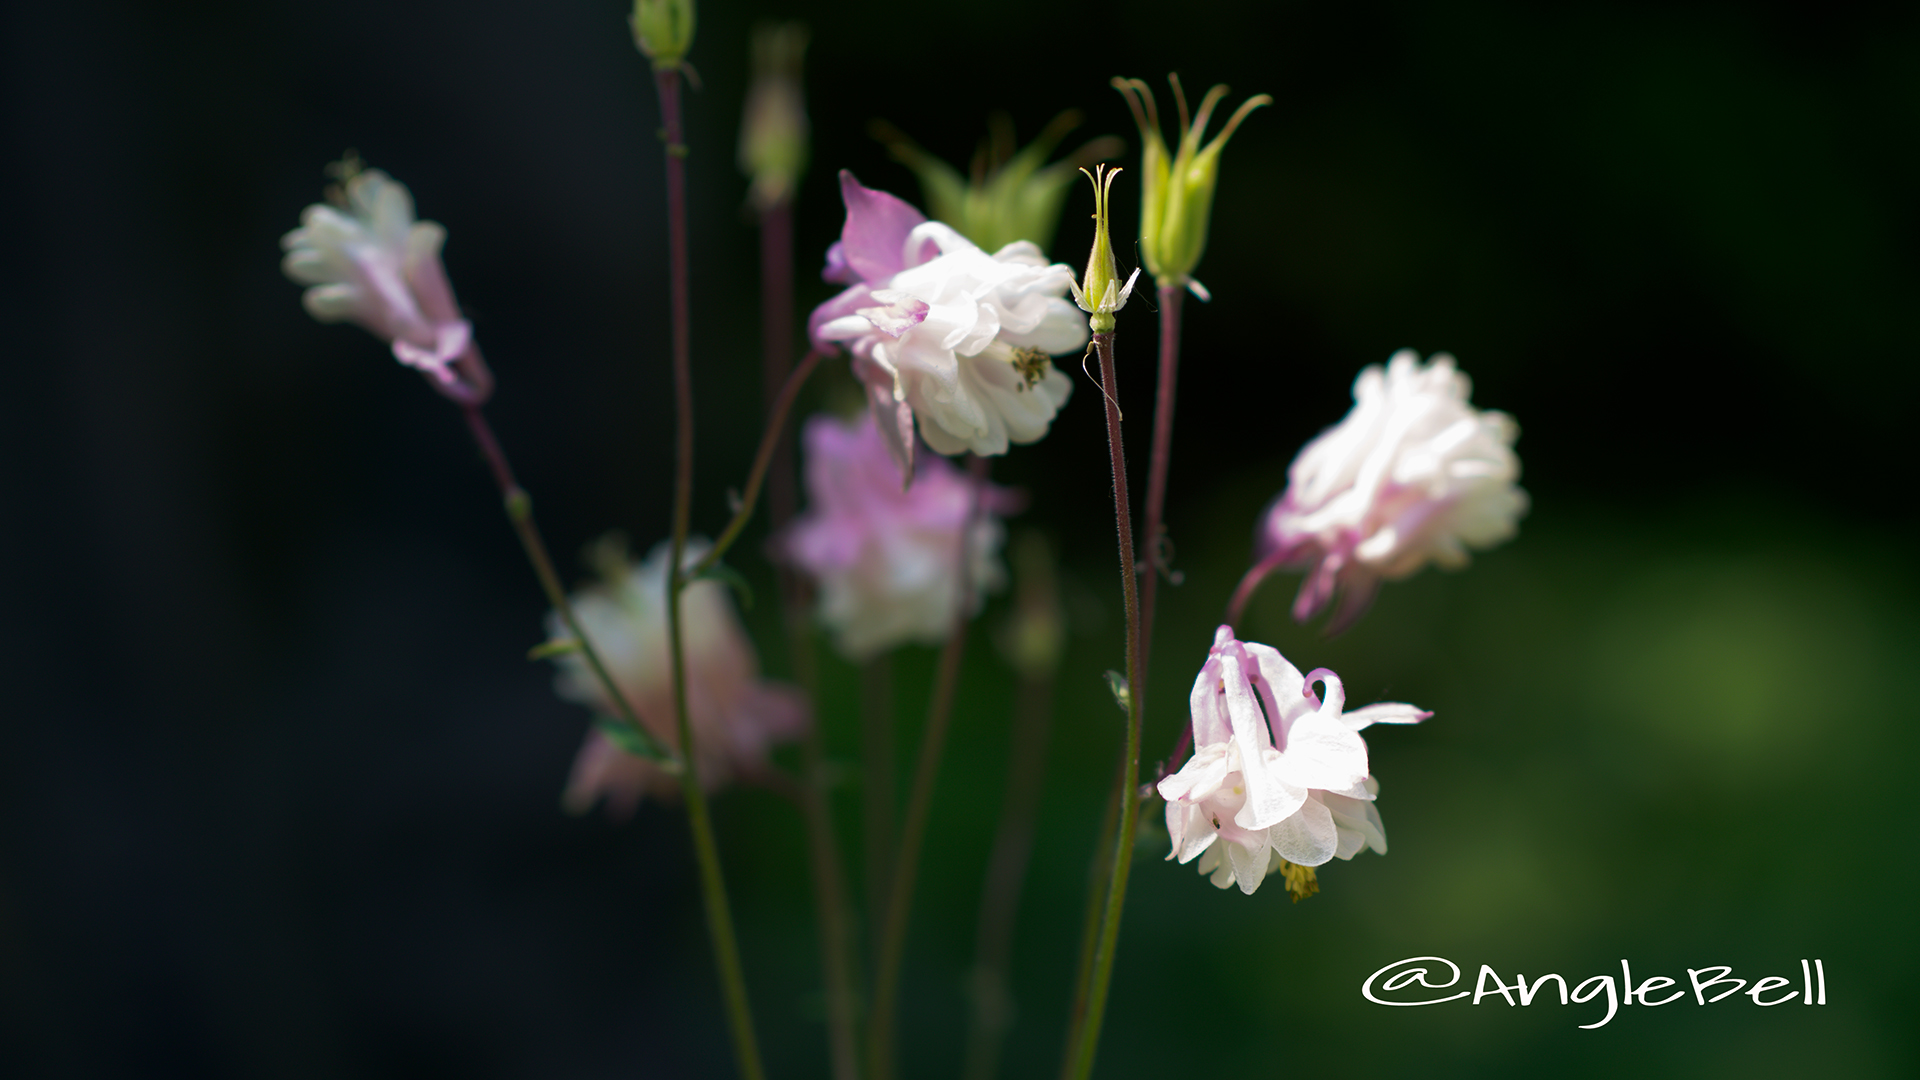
[[527, 637, 581, 661], [1103, 670, 1131, 714], [691, 561, 755, 609], [593, 715, 676, 768]]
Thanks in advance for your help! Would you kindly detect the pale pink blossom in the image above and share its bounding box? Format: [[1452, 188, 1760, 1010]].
[[281, 165, 478, 389], [1158, 626, 1428, 895], [548, 540, 806, 816], [1237, 350, 1527, 634], [785, 412, 1013, 661], [809, 171, 1085, 476]]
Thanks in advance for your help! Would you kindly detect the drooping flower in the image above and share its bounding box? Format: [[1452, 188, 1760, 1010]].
[[870, 110, 1123, 255], [809, 171, 1086, 475], [281, 159, 481, 392], [1234, 350, 1528, 635], [547, 537, 806, 816], [784, 412, 1012, 661], [1158, 626, 1428, 897]]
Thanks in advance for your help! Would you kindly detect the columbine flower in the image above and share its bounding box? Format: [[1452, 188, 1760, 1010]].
[[1235, 350, 1528, 635], [1158, 626, 1428, 897], [281, 159, 480, 391], [1111, 75, 1269, 299], [871, 111, 1122, 255], [784, 412, 1012, 661], [809, 171, 1086, 476], [547, 537, 806, 816]]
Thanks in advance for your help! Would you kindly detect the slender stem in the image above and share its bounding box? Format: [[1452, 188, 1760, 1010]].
[[692, 347, 826, 578], [1067, 332, 1144, 1080], [762, 196, 862, 1080], [1056, 752, 1120, 1080], [461, 404, 669, 765], [1136, 283, 1185, 703], [866, 456, 988, 1080], [862, 655, 895, 965], [962, 667, 1057, 1080], [656, 64, 767, 1080]]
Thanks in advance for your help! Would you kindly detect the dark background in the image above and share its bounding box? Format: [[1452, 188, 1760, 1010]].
[[4, 1, 1917, 1077]]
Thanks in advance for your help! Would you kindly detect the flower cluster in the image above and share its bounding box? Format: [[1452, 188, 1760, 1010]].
[[548, 539, 807, 816], [785, 412, 1012, 661], [809, 171, 1085, 476], [1250, 350, 1527, 633], [1158, 626, 1428, 897], [280, 163, 480, 391]]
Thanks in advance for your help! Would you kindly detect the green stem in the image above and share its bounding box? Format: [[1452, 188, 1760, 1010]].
[[656, 63, 766, 1080], [761, 197, 861, 1080], [690, 347, 826, 578], [1067, 331, 1144, 1080], [1056, 752, 1121, 1080], [460, 404, 673, 767], [865, 455, 989, 1080]]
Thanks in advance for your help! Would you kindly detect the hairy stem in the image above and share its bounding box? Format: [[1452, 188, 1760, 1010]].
[[1066, 332, 1144, 1080], [761, 197, 861, 1080], [656, 65, 766, 1080], [866, 456, 989, 1080], [1137, 283, 1184, 703], [1056, 752, 1121, 1080]]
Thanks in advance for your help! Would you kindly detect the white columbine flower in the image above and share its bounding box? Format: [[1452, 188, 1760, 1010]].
[[1249, 350, 1528, 634], [809, 171, 1086, 476], [1158, 626, 1428, 896], [547, 539, 807, 816], [281, 164, 474, 385]]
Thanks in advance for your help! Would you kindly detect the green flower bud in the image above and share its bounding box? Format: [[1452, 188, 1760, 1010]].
[[738, 22, 809, 211], [1069, 163, 1140, 334], [871, 111, 1123, 255], [1112, 75, 1270, 296], [631, 0, 695, 69]]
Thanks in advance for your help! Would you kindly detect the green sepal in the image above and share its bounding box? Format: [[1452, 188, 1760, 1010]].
[[527, 637, 581, 661]]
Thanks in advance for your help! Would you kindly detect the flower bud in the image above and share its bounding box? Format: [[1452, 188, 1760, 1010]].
[[738, 22, 809, 210], [1112, 75, 1270, 296], [631, 0, 695, 68], [871, 111, 1123, 255], [1068, 164, 1139, 334]]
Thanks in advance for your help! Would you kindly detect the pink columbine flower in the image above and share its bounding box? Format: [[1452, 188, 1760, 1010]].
[[281, 164, 480, 391], [808, 171, 1087, 477], [548, 539, 807, 817], [1236, 350, 1528, 634], [1157, 626, 1429, 896], [784, 412, 1014, 661]]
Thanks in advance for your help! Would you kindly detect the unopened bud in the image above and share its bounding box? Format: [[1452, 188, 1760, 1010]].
[[739, 22, 809, 210], [632, 0, 696, 68], [1068, 164, 1140, 334], [1112, 74, 1269, 295]]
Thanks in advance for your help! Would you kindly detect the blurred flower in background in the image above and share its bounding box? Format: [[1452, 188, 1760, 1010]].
[[784, 412, 1015, 662], [1247, 350, 1528, 634], [1159, 627, 1427, 897], [280, 157, 477, 387], [809, 171, 1085, 473], [869, 110, 1122, 256], [547, 537, 807, 817]]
